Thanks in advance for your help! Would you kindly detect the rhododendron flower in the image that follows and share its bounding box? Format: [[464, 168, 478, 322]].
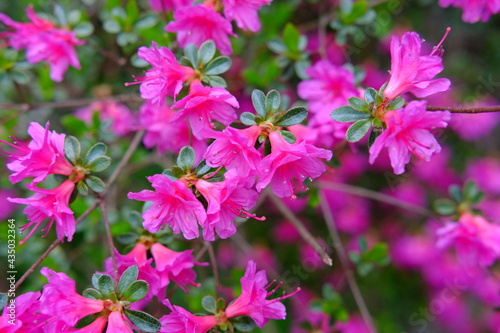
[[225, 260, 299, 327], [0, 291, 42, 331], [127, 174, 206, 239], [257, 131, 332, 198], [148, 0, 191, 12], [8, 180, 76, 244], [222, 0, 272, 32], [171, 82, 239, 139], [203, 126, 261, 176], [369, 100, 450, 175], [165, 4, 236, 55], [1, 122, 73, 184], [160, 300, 217, 333], [438, 0, 500, 23], [126, 42, 194, 106], [75, 100, 138, 136], [383, 31, 451, 100], [436, 212, 500, 267], [0, 6, 84, 81]]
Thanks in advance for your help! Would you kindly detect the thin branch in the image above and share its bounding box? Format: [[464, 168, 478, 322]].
[[268, 191, 333, 266], [100, 201, 118, 286], [106, 130, 145, 188], [206, 242, 220, 299], [320, 192, 377, 333], [319, 181, 434, 217], [426, 105, 500, 113]]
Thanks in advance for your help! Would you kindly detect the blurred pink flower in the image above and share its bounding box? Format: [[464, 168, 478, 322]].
[[465, 157, 500, 195], [1, 122, 73, 184], [127, 175, 206, 239], [222, 0, 272, 32], [165, 4, 236, 55], [75, 100, 138, 136], [436, 212, 500, 267], [148, 0, 191, 12], [0, 291, 43, 332], [0, 6, 84, 82], [369, 101, 450, 175], [0, 188, 17, 220], [9, 180, 76, 244], [438, 0, 500, 23], [160, 300, 217, 333], [383, 31, 451, 100]]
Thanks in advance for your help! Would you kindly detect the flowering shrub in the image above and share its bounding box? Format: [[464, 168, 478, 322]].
[[1, 1, 500, 332]]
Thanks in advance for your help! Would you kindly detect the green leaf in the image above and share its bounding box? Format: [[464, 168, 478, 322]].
[[251, 90, 267, 118], [265, 90, 281, 114], [92, 273, 102, 289], [0, 293, 7, 311], [171, 166, 185, 179], [283, 23, 300, 53], [86, 143, 107, 164], [118, 265, 139, 298], [195, 159, 212, 176], [117, 232, 139, 245], [64, 136, 81, 164], [97, 274, 115, 299], [124, 309, 161, 332], [134, 14, 158, 30], [103, 19, 121, 33], [362, 243, 389, 263], [84, 175, 106, 193], [357, 262, 374, 276], [87, 156, 111, 172], [205, 75, 227, 88], [368, 127, 382, 149], [267, 40, 287, 54], [275, 106, 307, 126], [433, 198, 457, 216], [346, 119, 372, 142], [232, 316, 257, 332], [448, 184, 462, 202], [177, 146, 195, 171], [358, 237, 368, 252], [240, 112, 257, 126], [77, 181, 89, 196], [123, 280, 148, 302], [331, 106, 371, 123], [279, 130, 296, 144], [82, 288, 103, 300], [386, 97, 405, 111], [129, 210, 142, 229], [294, 60, 310, 80], [126, 0, 139, 22], [198, 40, 216, 65], [463, 181, 480, 202], [348, 251, 361, 264], [62, 115, 88, 136], [162, 169, 178, 181], [204, 56, 232, 75], [364, 88, 377, 105], [73, 21, 94, 37], [201, 295, 217, 314], [348, 97, 368, 112], [184, 44, 198, 68]]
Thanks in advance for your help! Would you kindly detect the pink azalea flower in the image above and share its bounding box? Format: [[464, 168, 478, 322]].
[[383, 31, 451, 100], [107, 311, 134, 333], [465, 158, 500, 196], [171, 82, 239, 139], [0, 6, 84, 82], [139, 101, 207, 159], [165, 4, 236, 55], [148, 0, 192, 12], [160, 300, 217, 333], [256, 131, 332, 198], [196, 170, 262, 241], [436, 212, 500, 267], [1, 122, 73, 184], [225, 260, 299, 327], [39, 268, 105, 327], [0, 291, 42, 332], [438, 0, 500, 23], [203, 126, 262, 176], [151, 242, 205, 292], [222, 0, 272, 32], [368, 100, 450, 175], [71, 316, 107, 333], [126, 42, 194, 106], [75, 100, 138, 136], [127, 175, 206, 239], [8, 180, 76, 244]]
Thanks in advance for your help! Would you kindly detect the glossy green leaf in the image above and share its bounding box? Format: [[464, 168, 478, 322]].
[[275, 106, 307, 126], [251, 90, 267, 118], [331, 106, 371, 123], [118, 265, 139, 298], [346, 119, 372, 142], [177, 146, 195, 171], [124, 309, 161, 332], [204, 56, 232, 75]]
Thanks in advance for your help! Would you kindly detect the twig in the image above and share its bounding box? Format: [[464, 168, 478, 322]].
[[320, 191, 377, 332], [206, 242, 220, 299], [268, 191, 333, 266], [100, 201, 118, 286], [106, 130, 145, 188], [319, 181, 434, 217], [426, 105, 500, 113]]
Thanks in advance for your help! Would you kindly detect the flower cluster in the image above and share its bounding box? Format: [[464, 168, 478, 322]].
[[438, 0, 500, 23]]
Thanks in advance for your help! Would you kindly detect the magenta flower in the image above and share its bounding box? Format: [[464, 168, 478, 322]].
[[438, 0, 500, 23], [160, 300, 217, 333], [8, 180, 76, 244], [203, 126, 262, 176], [368, 100, 450, 175], [171, 82, 239, 139], [165, 4, 236, 55], [148, 0, 192, 12], [436, 213, 500, 267], [75, 100, 138, 136], [0, 6, 84, 82], [39, 268, 105, 327], [1, 122, 73, 184], [222, 0, 272, 32], [0, 291, 42, 332], [127, 175, 206, 239], [126, 42, 194, 106], [256, 131, 332, 198], [197, 170, 262, 241], [383, 31, 451, 100], [225, 260, 299, 328]]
